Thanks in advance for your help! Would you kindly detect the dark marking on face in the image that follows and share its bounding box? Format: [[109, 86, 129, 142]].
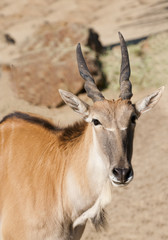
[[91, 99, 137, 170]]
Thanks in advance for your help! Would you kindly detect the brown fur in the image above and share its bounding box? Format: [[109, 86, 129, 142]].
[[0, 112, 91, 239], [59, 121, 88, 147]]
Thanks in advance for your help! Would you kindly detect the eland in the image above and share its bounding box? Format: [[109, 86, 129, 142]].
[[0, 32, 164, 240]]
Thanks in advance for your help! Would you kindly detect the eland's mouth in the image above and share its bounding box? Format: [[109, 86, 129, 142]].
[[109, 174, 133, 187]]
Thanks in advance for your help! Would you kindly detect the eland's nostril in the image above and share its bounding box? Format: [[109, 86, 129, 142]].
[[112, 168, 122, 178], [112, 167, 132, 183], [123, 168, 132, 181]]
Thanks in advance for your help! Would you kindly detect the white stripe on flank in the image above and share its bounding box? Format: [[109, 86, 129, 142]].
[[8, 122, 15, 164]]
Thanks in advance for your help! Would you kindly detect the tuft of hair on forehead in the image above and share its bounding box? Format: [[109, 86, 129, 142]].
[[113, 99, 135, 117], [115, 98, 132, 105], [92, 98, 133, 111]]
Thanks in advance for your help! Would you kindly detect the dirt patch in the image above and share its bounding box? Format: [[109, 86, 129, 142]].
[[4, 22, 105, 107]]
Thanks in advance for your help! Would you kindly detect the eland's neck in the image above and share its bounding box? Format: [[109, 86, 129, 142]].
[[62, 122, 109, 221]]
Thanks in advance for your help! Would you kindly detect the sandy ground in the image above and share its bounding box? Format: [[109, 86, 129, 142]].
[[0, 0, 168, 240], [1, 0, 168, 63]]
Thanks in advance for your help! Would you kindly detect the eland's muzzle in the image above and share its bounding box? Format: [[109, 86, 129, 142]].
[[111, 167, 133, 186]]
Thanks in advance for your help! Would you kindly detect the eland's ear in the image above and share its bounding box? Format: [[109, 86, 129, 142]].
[[135, 86, 164, 114], [59, 89, 90, 120]]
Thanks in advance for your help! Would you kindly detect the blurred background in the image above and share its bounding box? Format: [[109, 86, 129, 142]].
[[0, 0, 167, 239]]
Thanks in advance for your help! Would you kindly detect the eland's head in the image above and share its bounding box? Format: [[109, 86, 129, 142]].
[[59, 32, 164, 187]]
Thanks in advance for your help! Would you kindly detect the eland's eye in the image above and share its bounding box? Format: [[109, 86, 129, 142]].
[[92, 119, 101, 126], [131, 115, 137, 124]]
